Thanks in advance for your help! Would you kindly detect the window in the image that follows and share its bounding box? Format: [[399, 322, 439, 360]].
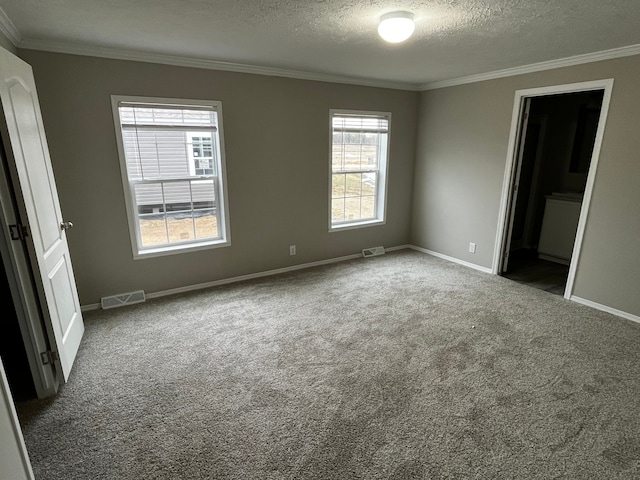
[[329, 110, 390, 230], [187, 133, 215, 176], [112, 96, 230, 258]]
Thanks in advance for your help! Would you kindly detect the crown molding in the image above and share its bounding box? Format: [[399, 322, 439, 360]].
[[14, 34, 640, 93], [0, 6, 21, 46], [18, 38, 421, 91], [419, 43, 640, 91]]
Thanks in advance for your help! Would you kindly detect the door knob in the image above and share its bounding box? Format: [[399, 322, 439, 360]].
[[60, 221, 74, 231]]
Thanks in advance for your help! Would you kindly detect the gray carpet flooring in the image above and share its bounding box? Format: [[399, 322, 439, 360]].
[[15, 250, 640, 479]]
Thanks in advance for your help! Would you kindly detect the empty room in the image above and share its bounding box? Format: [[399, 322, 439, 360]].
[[0, 1, 639, 479]]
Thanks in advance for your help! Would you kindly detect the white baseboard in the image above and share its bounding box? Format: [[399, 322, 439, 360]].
[[81, 245, 414, 311], [570, 296, 640, 324], [408, 245, 493, 274]]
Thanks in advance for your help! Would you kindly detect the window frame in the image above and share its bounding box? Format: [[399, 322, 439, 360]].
[[328, 109, 391, 232], [111, 95, 231, 259]]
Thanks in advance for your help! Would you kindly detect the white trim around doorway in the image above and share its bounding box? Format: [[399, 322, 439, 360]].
[[492, 79, 615, 300]]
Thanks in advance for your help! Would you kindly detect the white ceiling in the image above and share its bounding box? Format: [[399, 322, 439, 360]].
[[2, 0, 640, 89]]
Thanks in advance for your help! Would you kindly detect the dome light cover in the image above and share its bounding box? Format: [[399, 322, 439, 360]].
[[378, 11, 415, 43]]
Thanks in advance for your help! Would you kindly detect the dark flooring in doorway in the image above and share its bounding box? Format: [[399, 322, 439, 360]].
[[503, 249, 569, 296]]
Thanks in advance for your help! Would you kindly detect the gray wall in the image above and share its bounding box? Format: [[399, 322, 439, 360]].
[[18, 50, 418, 306], [411, 55, 640, 317]]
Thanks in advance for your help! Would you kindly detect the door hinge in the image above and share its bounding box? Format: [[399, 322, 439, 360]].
[[40, 350, 59, 365], [8, 224, 29, 241]]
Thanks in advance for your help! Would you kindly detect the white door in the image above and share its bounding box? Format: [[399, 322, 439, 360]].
[[0, 47, 84, 382], [501, 97, 531, 273]]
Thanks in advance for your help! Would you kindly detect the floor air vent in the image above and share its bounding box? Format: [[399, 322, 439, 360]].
[[362, 246, 385, 258], [101, 290, 146, 309]]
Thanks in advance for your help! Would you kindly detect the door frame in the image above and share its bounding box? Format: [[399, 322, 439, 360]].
[[0, 357, 35, 479], [492, 79, 614, 299]]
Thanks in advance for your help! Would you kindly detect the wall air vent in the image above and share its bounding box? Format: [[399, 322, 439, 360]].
[[101, 290, 146, 309], [362, 246, 385, 258]]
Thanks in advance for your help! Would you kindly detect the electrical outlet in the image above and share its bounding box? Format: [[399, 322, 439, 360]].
[[289, 245, 296, 256], [469, 242, 476, 254]]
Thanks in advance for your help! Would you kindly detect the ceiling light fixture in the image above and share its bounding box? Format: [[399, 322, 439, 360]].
[[378, 11, 415, 44]]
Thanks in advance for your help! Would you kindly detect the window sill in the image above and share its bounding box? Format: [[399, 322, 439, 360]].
[[329, 218, 385, 232], [133, 238, 230, 259]]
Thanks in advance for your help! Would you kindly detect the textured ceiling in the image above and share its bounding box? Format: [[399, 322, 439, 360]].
[[2, 0, 640, 87]]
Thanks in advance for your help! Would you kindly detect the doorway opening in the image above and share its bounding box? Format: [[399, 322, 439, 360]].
[[0, 257, 36, 400], [494, 80, 613, 298], [0, 142, 40, 401]]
